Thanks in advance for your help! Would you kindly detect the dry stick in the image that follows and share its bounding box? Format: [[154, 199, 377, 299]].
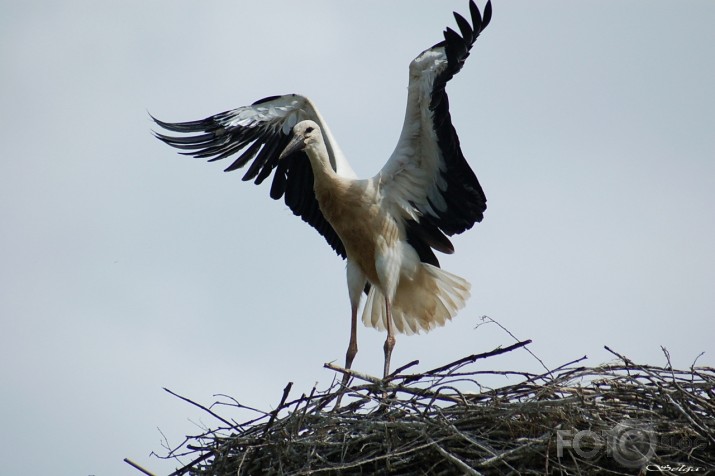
[[295, 385, 318, 433], [123, 458, 157, 476], [212, 393, 267, 416], [280, 387, 334, 410], [326, 342, 530, 388], [479, 316, 554, 377], [536, 355, 588, 377], [294, 439, 445, 474], [606, 347, 713, 434], [433, 406, 519, 472], [660, 346, 715, 415], [261, 382, 293, 438], [324, 362, 384, 385], [233, 389, 326, 428], [334, 379, 467, 406], [664, 392, 715, 446], [427, 437, 483, 476], [155, 427, 175, 454], [604, 345, 634, 366], [167, 448, 218, 476], [236, 447, 252, 476], [420, 340, 532, 377], [324, 363, 464, 404], [475, 433, 551, 469], [322, 342, 535, 410], [690, 351, 707, 372], [387, 359, 420, 380], [163, 387, 234, 428]]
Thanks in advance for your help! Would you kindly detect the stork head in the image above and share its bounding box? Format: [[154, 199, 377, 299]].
[[279, 120, 322, 160]]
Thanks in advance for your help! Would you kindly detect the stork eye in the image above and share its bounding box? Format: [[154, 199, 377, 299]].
[[306, 126, 314, 133]]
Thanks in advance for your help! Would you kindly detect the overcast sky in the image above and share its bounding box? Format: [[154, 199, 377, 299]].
[[1, 1, 714, 475]]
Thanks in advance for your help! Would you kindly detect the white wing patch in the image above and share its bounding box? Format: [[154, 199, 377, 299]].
[[375, 46, 449, 222]]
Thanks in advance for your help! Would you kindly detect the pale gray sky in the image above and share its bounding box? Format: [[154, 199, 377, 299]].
[[1, 1, 714, 475]]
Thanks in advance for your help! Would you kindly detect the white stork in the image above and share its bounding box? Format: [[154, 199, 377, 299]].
[[153, 1, 491, 381]]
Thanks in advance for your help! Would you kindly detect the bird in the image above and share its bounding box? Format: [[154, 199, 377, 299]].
[[152, 0, 491, 383]]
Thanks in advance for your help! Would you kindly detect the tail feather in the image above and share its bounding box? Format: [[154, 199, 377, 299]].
[[361, 264, 470, 335]]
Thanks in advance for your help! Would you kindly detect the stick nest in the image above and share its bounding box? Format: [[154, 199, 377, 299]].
[[158, 342, 714, 475]]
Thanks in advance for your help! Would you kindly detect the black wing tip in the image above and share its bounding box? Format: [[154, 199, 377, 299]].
[[151, 106, 294, 187], [482, 1, 493, 30], [438, 0, 491, 76], [432, 0, 492, 52], [467, 0, 492, 30], [150, 113, 219, 135], [453, 11, 473, 41], [150, 113, 180, 132], [446, 1, 492, 50], [151, 111, 250, 165], [151, 122, 223, 157]]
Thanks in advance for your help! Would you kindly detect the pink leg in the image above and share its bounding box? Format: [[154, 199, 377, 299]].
[[344, 261, 364, 378], [344, 304, 358, 379], [334, 304, 358, 409], [335, 262, 365, 408], [382, 297, 396, 379]]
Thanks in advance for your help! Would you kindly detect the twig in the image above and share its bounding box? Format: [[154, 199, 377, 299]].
[[604, 345, 634, 366], [163, 387, 234, 428], [478, 316, 553, 377], [123, 458, 156, 476], [388, 359, 420, 379], [664, 393, 715, 446], [420, 340, 532, 377], [475, 433, 550, 468], [428, 437, 483, 475], [261, 381, 293, 438], [167, 451, 214, 476], [324, 362, 384, 385], [324, 367, 463, 404]]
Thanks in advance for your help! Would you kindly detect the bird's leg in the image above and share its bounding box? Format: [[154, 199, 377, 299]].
[[334, 301, 359, 410], [382, 297, 396, 379], [343, 262, 365, 380], [335, 262, 365, 409], [343, 303, 359, 383]]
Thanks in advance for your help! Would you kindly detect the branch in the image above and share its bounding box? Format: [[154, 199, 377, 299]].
[[421, 340, 532, 377], [123, 458, 157, 476], [163, 387, 234, 428], [261, 382, 293, 438]]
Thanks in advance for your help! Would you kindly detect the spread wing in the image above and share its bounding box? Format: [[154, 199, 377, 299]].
[[152, 94, 356, 258], [376, 0, 490, 266]]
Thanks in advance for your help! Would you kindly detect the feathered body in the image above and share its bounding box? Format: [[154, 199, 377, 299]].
[[303, 129, 470, 336]]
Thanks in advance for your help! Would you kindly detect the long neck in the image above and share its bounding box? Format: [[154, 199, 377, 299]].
[[305, 138, 353, 227], [305, 139, 338, 185]]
